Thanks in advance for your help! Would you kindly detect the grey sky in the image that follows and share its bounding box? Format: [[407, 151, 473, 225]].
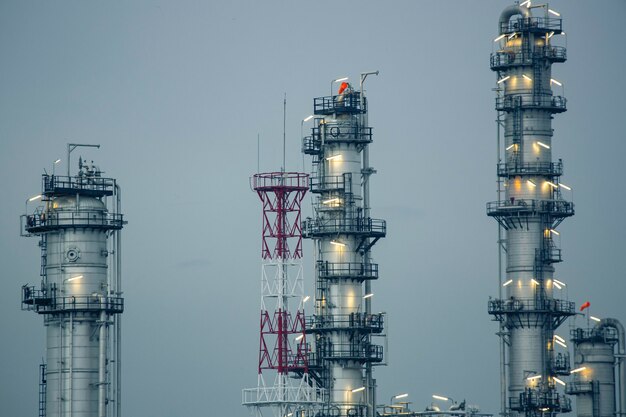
[[1, 1, 625, 416]]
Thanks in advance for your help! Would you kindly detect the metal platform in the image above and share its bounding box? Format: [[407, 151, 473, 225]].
[[317, 261, 379, 281], [496, 94, 567, 113], [22, 211, 124, 235], [317, 342, 383, 363], [509, 389, 571, 413], [306, 313, 384, 334], [499, 17, 563, 35], [497, 161, 563, 177], [42, 174, 116, 197], [22, 288, 124, 314], [302, 218, 386, 238], [490, 46, 567, 70], [314, 94, 366, 115], [488, 297, 575, 329]]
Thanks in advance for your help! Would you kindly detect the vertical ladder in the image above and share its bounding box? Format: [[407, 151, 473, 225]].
[[38, 362, 46, 417]]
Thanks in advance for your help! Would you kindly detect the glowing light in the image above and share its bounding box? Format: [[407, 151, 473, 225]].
[[531, 279, 540, 286], [520, 0, 531, 7], [571, 367, 587, 374], [394, 393, 409, 400], [522, 74, 533, 81], [66, 275, 83, 282], [295, 335, 304, 341], [554, 334, 565, 343], [323, 198, 340, 205], [553, 377, 566, 386], [536, 141, 551, 149], [591, 316, 601, 322], [546, 181, 558, 189], [527, 180, 537, 188], [554, 282, 562, 290], [555, 339, 567, 348], [494, 34, 506, 42], [548, 9, 561, 17], [497, 76, 510, 84], [508, 33, 517, 41], [503, 279, 513, 287], [330, 240, 346, 247], [363, 293, 374, 299], [303, 296, 310, 303], [303, 115, 314, 122], [54, 159, 61, 164], [352, 387, 366, 393], [550, 229, 560, 236], [333, 77, 349, 83], [559, 183, 572, 191], [432, 395, 450, 402], [527, 375, 542, 381], [326, 154, 342, 161], [506, 144, 515, 151], [554, 279, 566, 287], [28, 194, 42, 202], [546, 31, 555, 39], [550, 79, 562, 86]]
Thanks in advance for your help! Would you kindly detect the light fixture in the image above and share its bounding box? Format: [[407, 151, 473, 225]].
[[326, 154, 342, 161], [527, 374, 542, 381], [506, 144, 515, 151], [553, 281, 562, 290], [554, 279, 566, 287], [536, 141, 550, 149], [554, 339, 567, 348], [322, 198, 340, 205], [54, 159, 61, 164], [303, 115, 314, 122], [550, 78, 563, 86], [333, 77, 349, 83], [553, 377, 566, 386], [548, 9, 561, 17], [330, 240, 346, 247], [559, 183, 572, 191], [522, 74, 533, 81], [303, 296, 310, 303], [503, 279, 513, 287], [494, 34, 506, 42], [590, 316, 601, 322], [352, 387, 366, 393], [531, 279, 540, 286], [554, 334, 565, 343], [363, 293, 374, 299], [295, 334, 304, 341], [571, 367, 587, 374], [546, 31, 555, 39], [497, 76, 510, 84], [508, 33, 517, 41], [393, 393, 409, 400], [527, 180, 537, 188], [28, 195, 43, 202], [432, 395, 450, 402], [545, 181, 558, 189], [550, 229, 560, 236], [520, 0, 531, 7], [66, 275, 83, 282]]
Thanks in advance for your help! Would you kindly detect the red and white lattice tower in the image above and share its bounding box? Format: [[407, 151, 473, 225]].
[[243, 172, 324, 417]]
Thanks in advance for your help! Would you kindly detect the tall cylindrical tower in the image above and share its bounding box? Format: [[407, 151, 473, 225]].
[[487, 4, 574, 416], [22, 157, 125, 417], [567, 318, 626, 417], [303, 80, 386, 417], [242, 172, 324, 417]]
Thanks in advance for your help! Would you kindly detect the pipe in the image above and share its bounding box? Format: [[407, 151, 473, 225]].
[[597, 318, 626, 417], [98, 310, 107, 417], [498, 5, 531, 34], [116, 184, 122, 417]]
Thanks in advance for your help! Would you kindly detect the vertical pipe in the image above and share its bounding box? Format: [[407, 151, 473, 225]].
[[99, 310, 107, 417], [69, 314, 73, 417], [115, 184, 122, 417], [496, 106, 507, 417]]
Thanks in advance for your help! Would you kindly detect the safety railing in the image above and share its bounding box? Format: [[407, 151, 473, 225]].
[[510, 388, 571, 412], [302, 135, 321, 155], [307, 313, 384, 333], [42, 174, 116, 197], [310, 174, 351, 194], [552, 352, 570, 375], [500, 17, 563, 35], [496, 94, 567, 113], [317, 342, 383, 362], [488, 297, 575, 316], [242, 384, 325, 406], [23, 211, 124, 234], [314, 93, 366, 115], [22, 287, 123, 314], [486, 199, 574, 218], [252, 172, 309, 190], [314, 404, 368, 417], [570, 326, 619, 343], [565, 381, 593, 395], [317, 261, 379, 280], [497, 161, 563, 177], [540, 240, 562, 264], [490, 46, 567, 70], [302, 218, 386, 238], [312, 125, 373, 144]]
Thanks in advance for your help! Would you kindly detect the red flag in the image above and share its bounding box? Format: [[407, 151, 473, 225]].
[[580, 301, 591, 311], [338, 82, 349, 95]]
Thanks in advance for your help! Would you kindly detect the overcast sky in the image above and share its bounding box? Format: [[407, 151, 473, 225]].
[[1, 1, 625, 416]]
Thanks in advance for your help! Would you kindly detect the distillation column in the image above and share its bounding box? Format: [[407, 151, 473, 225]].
[[567, 319, 626, 417], [303, 83, 386, 417], [487, 4, 574, 417], [22, 157, 125, 417]]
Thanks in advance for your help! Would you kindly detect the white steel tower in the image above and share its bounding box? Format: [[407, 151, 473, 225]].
[[22, 148, 125, 417], [302, 76, 386, 417], [243, 172, 324, 417], [487, 4, 574, 417]]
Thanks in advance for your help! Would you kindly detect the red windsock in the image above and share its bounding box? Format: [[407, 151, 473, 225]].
[[580, 301, 591, 311], [338, 82, 349, 94]]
